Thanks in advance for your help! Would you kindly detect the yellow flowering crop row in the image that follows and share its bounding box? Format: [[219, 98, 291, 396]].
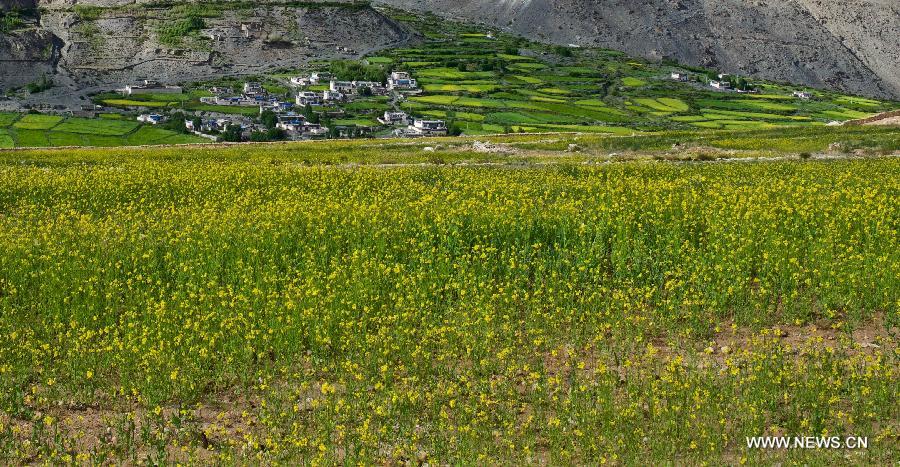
[[0, 147, 896, 464]]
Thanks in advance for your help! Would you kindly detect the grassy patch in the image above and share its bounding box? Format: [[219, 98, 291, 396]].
[[0, 130, 13, 148], [343, 101, 391, 112], [507, 62, 547, 72], [815, 109, 873, 121], [537, 87, 571, 95], [364, 56, 394, 64], [47, 132, 86, 147], [698, 108, 811, 121], [510, 75, 544, 85], [53, 118, 140, 136], [185, 104, 262, 116], [333, 118, 380, 127], [496, 53, 535, 62], [13, 114, 64, 130], [416, 68, 496, 80], [574, 99, 607, 108], [410, 95, 461, 106], [634, 98, 689, 113], [125, 126, 190, 145], [421, 110, 485, 122], [423, 83, 500, 93], [12, 129, 51, 146], [0, 112, 20, 127]]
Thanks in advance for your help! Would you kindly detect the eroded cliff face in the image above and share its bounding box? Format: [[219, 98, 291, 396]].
[[0, 1, 417, 96], [0, 29, 58, 90], [1, 0, 37, 10], [374, 0, 900, 99]]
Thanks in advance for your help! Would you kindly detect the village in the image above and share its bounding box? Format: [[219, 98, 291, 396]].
[[123, 66, 819, 144], [1, 17, 864, 150], [122, 70, 448, 142]]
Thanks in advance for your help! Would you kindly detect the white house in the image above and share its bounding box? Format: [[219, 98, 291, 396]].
[[202, 96, 259, 106], [243, 82, 265, 96], [378, 111, 409, 125], [302, 123, 328, 138], [387, 71, 418, 91], [406, 119, 448, 137], [137, 114, 165, 125], [330, 80, 354, 93], [276, 114, 306, 133], [187, 118, 230, 133], [372, 85, 390, 95], [670, 72, 689, 81], [322, 90, 345, 102], [793, 91, 812, 99], [290, 76, 312, 87], [710, 80, 731, 90], [352, 81, 382, 92], [296, 91, 321, 106], [209, 86, 233, 96]]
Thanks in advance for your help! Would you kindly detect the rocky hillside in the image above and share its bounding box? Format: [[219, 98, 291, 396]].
[[375, 0, 900, 100], [0, 0, 417, 103]]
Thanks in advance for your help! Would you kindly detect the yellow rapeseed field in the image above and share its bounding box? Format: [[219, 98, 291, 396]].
[[0, 140, 897, 464]]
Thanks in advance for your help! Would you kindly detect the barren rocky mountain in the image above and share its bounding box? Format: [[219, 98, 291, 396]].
[[375, 0, 900, 100], [0, 0, 416, 106], [2, 0, 898, 101]]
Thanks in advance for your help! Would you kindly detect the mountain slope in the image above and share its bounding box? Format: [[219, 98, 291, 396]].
[[374, 0, 900, 100], [0, 1, 418, 104]]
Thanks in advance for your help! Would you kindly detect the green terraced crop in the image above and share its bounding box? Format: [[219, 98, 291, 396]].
[[13, 114, 64, 130]]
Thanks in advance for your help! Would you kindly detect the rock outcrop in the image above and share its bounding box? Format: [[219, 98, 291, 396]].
[[374, 0, 900, 99], [1, 0, 37, 10]]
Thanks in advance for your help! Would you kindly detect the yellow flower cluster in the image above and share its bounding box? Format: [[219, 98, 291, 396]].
[[0, 151, 896, 463]]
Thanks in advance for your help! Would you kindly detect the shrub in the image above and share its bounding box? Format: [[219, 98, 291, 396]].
[[0, 10, 24, 33], [329, 60, 386, 83], [25, 75, 53, 94], [157, 15, 206, 47]]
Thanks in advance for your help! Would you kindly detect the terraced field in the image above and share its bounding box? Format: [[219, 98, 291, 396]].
[[0, 113, 204, 148], [79, 11, 898, 142], [341, 14, 896, 135]]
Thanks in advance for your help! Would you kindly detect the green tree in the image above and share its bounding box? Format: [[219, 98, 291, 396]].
[[267, 127, 287, 141], [249, 131, 270, 142], [162, 112, 189, 134], [221, 125, 243, 142], [260, 110, 278, 129]]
